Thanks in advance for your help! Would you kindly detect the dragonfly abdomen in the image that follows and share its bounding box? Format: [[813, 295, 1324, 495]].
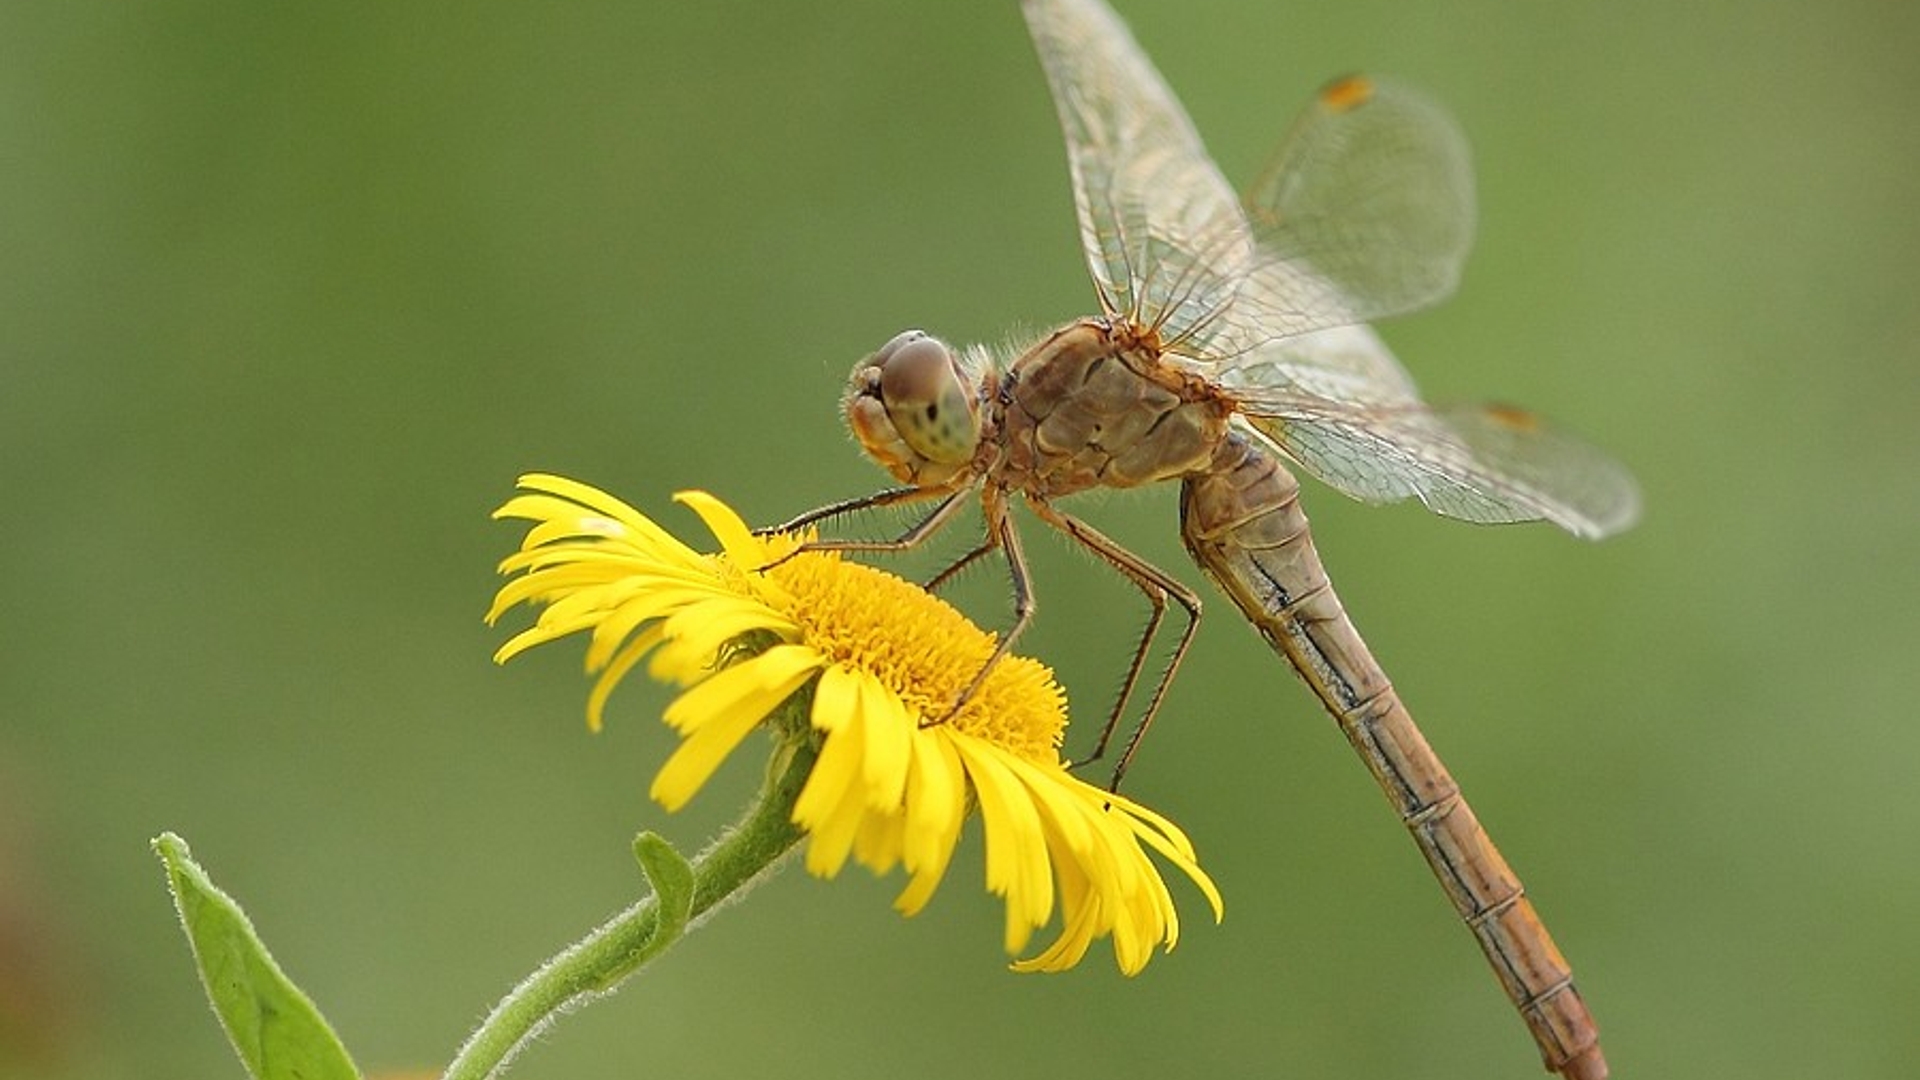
[[1180, 432, 1607, 1080]]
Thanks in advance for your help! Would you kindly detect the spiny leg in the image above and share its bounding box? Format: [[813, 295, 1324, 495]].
[[923, 536, 999, 594], [925, 495, 1035, 727], [768, 488, 1038, 732], [792, 487, 972, 557], [1023, 497, 1202, 790], [764, 483, 1027, 723], [758, 483, 956, 537], [758, 487, 972, 573]]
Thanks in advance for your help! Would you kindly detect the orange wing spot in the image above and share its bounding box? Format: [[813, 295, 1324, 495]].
[[1319, 74, 1375, 113], [1485, 403, 1543, 432]]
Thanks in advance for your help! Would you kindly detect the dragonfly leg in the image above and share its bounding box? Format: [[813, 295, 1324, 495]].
[[1023, 498, 1202, 790], [923, 536, 998, 594], [757, 483, 958, 537], [758, 487, 972, 572], [924, 495, 1035, 727], [765, 483, 1032, 724]]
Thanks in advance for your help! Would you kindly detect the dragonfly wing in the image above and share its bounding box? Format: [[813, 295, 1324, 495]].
[[1213, 322, 1423, 409], [1020, 0, 1256, 345], [1194, 76, 1477, 386], [1237, 396, 1642, 539], [1241, 76, 1477, 333], [1023, 1, 1478, 373]]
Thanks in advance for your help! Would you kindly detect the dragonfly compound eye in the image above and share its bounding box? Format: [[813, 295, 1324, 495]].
[[875, 331, 979, 465]]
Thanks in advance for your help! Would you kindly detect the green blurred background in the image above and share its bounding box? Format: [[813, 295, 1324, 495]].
[[4, 0, 1916, 1077]]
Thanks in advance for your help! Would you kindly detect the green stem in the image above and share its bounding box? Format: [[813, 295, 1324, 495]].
[[442, 737, 816, 1080]]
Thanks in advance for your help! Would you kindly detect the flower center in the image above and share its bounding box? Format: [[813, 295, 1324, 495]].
[[766, 552, 1066, 764]]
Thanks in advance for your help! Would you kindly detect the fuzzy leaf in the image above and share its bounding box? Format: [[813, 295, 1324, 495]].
[[153, 833, 359, 1080]]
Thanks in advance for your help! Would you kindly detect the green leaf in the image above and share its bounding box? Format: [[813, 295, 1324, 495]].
[[563, 831, 694, 995], [631, 831, 694, 946], [152, 832, 360, 1080]]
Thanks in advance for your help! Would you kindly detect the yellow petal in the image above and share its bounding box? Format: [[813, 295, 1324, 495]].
[[802, 785, 868, 877], [585, 625, 666, 731], [659, 596, 797, 664], [852, 804, 905, 875], [857, 674, 912, 813], [673, 491, 762, 568], [1106, 793, 1224, 922], [515, 474, 677, 546], [960, 741, 1054, 953], [651, 645, 821, 810], [893, 733, 965, 916], [900, 728, 964, 874], [793, 666, 868, 830]]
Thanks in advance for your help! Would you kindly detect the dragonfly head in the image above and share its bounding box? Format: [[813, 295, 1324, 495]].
[[844, 330, 983, 486]]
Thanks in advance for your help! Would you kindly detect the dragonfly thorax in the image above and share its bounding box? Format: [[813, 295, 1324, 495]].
[[992, 319, 1234, 498], [844, 330, 988, 487]]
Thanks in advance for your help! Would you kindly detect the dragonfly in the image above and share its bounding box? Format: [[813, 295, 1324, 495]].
[[778, 0, 1636, 1076]]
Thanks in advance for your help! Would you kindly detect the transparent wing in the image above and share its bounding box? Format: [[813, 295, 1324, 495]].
[[1235, 392, 1642, 539], [1022, 0, 1477, 401], [1020, 0, 1256, 344], [1019, 0, 1634, 539], [1245, 76, 1475, 336], [1198, 76, 1476, 382], [1212, 321, 1423, 410]]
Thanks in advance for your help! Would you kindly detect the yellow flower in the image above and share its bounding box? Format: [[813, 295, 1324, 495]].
[[486, 473, 1221, 974]]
